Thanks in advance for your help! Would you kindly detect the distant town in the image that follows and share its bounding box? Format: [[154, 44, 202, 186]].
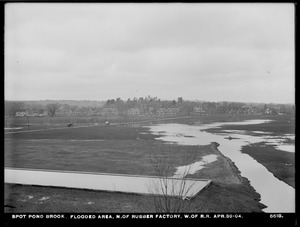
[[5, 96, 295, 119]]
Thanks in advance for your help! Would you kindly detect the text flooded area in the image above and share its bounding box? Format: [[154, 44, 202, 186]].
[[11, 213, 243, 219]]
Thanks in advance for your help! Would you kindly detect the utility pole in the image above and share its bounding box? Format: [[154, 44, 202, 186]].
[[26, 115, 29, 131], [43, 112, 47, 130]]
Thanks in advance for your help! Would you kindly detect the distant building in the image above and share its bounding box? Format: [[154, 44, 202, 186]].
[[55, 109, 72, 116], [99, 107, 118, 116], [15, 110, 27, 117], [156, 108, 166, 117], [127, 108, 140, 116], [25, 109, 35, 116], [144, 107, 154, 115], [156, 107, 179, 117], [265, 108, 277, 115], [241, 105, 254, 115], [265, 108, 271, 114], [37, 109, 48, 116], [166, 107, 179, 116], [192, 106, 205, 115], [16, 109, 48, 117]]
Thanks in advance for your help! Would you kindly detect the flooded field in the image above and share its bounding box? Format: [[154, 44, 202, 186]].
[[4, 115, 294, 213], [5, 168, 211, 199], [146, 119, 295, 212], [173, 154, 218, 178], [221, 130, 295, 153]]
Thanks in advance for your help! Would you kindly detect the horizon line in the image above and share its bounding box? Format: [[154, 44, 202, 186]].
[[4, 99, 295, 105]]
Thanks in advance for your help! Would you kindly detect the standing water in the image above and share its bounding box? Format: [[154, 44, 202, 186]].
[[146, 120, 295, 212]]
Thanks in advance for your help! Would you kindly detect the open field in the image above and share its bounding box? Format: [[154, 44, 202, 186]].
[[4, 125, 247, 183], [5, 113, 292, 132], [4, 115, 140, 132], [4, 115, 189, 132], [4, 114, 294, 212]]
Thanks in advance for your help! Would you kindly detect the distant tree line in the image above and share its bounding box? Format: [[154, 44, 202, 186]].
[[4, 97, 295, 117]]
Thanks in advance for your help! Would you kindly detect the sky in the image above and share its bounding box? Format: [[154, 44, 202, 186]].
[[5, 3, 295, 103]]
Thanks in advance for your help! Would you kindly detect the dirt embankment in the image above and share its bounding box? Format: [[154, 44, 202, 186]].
[[206, 142, 244, 185], [192, 142, 267, 212]]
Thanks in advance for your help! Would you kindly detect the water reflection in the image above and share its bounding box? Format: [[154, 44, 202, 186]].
[[146, 120, 295, 212]]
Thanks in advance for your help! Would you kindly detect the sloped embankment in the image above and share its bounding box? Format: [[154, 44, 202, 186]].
[[189, 142, 267, 212]]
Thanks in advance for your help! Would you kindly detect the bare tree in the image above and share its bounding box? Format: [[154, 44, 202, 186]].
[[46, 103, 59, 117], [147, 144, 200, 212], [46, 103, 59, 126]]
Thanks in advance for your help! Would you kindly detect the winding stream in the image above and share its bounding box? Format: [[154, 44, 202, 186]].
[[146, 119, 295, 213]]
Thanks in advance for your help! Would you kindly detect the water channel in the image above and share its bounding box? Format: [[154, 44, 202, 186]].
[[146, 119, 295, 213]]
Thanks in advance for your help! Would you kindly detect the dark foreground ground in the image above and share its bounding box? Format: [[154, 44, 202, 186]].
[[4, 114, 294, 213], [4, 140, 265, 212], [4, 181, 264, 213], [4, 143, 265, 213]]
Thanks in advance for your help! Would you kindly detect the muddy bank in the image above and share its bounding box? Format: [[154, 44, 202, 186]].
[[205, 143, 267, 211]]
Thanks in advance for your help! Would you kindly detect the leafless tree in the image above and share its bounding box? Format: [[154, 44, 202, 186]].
[[46, 103, 59, 127], [147, 143, 200, 212], [46, 103, 59, 118]]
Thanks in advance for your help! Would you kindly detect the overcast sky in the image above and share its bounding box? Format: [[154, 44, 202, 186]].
[[5, 3, 295, 103]]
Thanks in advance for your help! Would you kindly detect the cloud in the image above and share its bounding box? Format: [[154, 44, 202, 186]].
[[4, 3, 295, 103]]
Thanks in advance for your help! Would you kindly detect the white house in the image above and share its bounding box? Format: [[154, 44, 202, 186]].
[[156, 108, 179, 117], [127, 108, 140, 116]]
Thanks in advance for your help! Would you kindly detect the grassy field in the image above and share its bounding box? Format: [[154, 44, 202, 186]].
[[5, 113, 291, 132], [4, 115, 188, 132], [5, 125, 189, 175], [4, 114, 294, 212], [4, 124, 249, 180]]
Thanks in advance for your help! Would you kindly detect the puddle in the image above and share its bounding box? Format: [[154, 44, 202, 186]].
[[173, 154, 218, 178], [275, 144, 295, 153], [146, 120, 295, 212], [39, 196, 50, 201], [5, 127, 23, 130], [251, 131, 273, 134]]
